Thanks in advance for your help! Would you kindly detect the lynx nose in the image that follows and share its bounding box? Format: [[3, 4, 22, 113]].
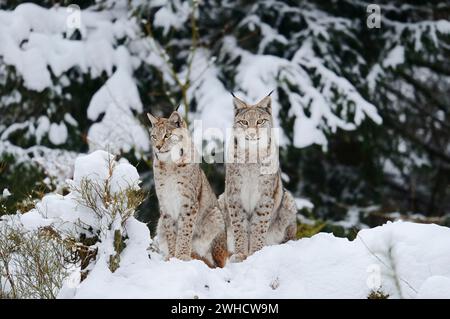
[[247, 129, 257, 139]]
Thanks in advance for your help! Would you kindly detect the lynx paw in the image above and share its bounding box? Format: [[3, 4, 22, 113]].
[[164, 254, 175, 262], [229, 253, 247, 263], [175, 253, 191, 261]]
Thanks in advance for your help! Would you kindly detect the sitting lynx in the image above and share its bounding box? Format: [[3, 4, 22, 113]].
[[219, 93, 297, 262], [147, 110, 228, 267]]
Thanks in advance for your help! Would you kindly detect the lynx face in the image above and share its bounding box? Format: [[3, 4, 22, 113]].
[[147, 111, 188, 162], [233, 95, 273, 148]]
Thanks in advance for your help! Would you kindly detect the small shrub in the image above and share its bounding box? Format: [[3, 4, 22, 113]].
[[0, 224, 76, 299], [367, 289, 390, 299], [1, 151, 147, 298], [296, 220, 326, 239], [72, 155, 146, 273]]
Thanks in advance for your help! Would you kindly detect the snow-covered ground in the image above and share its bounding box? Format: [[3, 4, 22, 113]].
[[2, 150, 449, 299], [1, 2, 449, 300], [57, 220, 450, 299]]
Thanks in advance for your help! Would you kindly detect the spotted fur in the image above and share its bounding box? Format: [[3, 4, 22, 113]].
[[220, 94, 297, 262], [148, 111, 228, 267]]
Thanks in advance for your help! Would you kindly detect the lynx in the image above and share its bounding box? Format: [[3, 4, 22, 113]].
[[219, 93, 297, 262], [147, 110, 228, 267]]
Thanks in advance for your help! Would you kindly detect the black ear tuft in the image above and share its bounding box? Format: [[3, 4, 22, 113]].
[[268, 89, 274, 96]]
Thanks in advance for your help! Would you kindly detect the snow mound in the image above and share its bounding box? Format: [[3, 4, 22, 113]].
[[67, 221, 450, 299], [27, 151, 450, 299], [72, 150, 115, 187], [417, 276, 450, 299], [3, 150, 450, 299], [19, 150, 140, 234]]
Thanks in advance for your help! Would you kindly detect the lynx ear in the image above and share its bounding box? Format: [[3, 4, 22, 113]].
[[231, 92, 247, 112], [147, 112, 158, 126], [256, 93, 272, 113], [168, 111, 185, 128]]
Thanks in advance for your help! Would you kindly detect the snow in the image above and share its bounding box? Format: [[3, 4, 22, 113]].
[[0, 139, 78, 188], [64, 113, 78, 127], [2, 150, 450, 299], [367, 64, 384, 94], [219, 35, 382, 150], [2, 188, 11, 198], [1, 2, 449, 300], [35, 116, 50, 144], [16, 150, 140, 235], [86, 46, 149, 155], [383, 45, 405, 68], [48, 122, 68, 145], [64, 221, 450, 299], [22, 187, 92, 234], [333, 207, 363, 229], [436, 19, 450, 35], [0, 3, 109, 91], [0, 2, 386, 159], [0, 3, 149, 156], [238, 15, 288, 54], [417, 276, 450, 299], [187, 49, 233, 135], [72, 150, 115, 188], [110, 160, 141, 194], [369, 17, 449, 96], [295, 198, 314, 211], [224, 37, 287, 134], [153, 0, 191, 36]]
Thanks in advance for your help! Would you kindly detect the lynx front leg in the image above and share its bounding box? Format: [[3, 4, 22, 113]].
[[249, 195, 274, 255], [158, 211, 177, 259], [175, 197, 199, 261], [227, 199, 249, 262]]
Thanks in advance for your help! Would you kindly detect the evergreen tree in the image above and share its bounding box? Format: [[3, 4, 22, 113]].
[[0, 0, 449, 230]]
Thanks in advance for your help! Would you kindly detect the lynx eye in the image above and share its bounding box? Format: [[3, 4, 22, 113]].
[[238, 120, 248, 126], [257, 119, 267, 125], [164, 132, 171, 139]]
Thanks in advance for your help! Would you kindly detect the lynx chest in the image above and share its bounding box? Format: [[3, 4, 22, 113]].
[[155, 172, 186, 220], [239, 165, 261, 214]]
